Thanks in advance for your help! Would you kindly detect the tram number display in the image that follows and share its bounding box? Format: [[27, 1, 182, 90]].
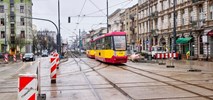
[[116, 51, 125, 56]]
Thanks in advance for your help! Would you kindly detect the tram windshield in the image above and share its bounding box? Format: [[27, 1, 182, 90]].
[[113, 36, 126, 50]]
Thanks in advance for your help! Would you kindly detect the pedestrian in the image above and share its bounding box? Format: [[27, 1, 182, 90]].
[[186, 50, 190, 60]]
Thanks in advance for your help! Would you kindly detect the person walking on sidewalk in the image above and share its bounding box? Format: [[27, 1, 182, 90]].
[[186, 51, 190, 60]]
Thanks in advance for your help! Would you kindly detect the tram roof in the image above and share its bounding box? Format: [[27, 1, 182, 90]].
[[94, 32, 126, 41]]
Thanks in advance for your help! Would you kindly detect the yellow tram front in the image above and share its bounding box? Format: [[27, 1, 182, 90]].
[[94, 32, 127, 64], [86, 40, 95, 58]]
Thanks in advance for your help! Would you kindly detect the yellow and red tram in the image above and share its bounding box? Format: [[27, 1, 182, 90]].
[[93, 32, 127, 64], [86, 40, 95, 58]]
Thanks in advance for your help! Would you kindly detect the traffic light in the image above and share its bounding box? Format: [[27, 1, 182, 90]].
[[68, 17, 71, 23]]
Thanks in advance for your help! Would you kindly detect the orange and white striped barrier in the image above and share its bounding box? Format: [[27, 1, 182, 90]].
[[50, 57, 57, 83], [4, 54, 8, 63], [18, 74, 37, 100], [13, 55, 17, 62]]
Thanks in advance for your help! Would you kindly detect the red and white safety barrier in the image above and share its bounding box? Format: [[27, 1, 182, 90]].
[[155, 53, 179, 59], [18, 74, 37, 100], [13, 55, 17, 62], [20, 54, 23, 60], [53, 53, 59, 68], [4, 54, 8, 63], [50, 57, 57, 83], [169, 52, 178, 58]]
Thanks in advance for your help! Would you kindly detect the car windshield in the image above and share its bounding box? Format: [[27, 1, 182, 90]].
[[113, 36, 126, 50], [152, 47, 165, 52], [24, 53, 33, 57]]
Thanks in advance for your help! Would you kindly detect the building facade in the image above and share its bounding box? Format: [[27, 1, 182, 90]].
[[120, 4, 138, 53], [0, 0, 33, 54], [138, 0, 213, 60], [108, 9, 124, 32]]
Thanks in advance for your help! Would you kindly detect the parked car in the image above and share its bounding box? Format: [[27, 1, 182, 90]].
[[129, 52, 143, 62], [23, 53, 35, 62], [41, 52, 48, 57], [151, 46, 166, 58]]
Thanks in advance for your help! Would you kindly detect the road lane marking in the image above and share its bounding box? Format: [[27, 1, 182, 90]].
[[16, 61, 39, 74]]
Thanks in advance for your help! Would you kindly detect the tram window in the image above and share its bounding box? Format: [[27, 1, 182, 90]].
[[105, 36, 112, 49], [113, 36, 126, 50], [96, 39, 102, 50]]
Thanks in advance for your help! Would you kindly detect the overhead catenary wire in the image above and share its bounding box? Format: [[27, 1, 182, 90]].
[[93, 0, 133, 30], [73, 0, 134, 33], [74, 0, 88, 31]]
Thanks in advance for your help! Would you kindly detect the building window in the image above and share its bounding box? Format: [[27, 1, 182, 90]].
[[20, 18, 25, 25], [10, 16, 15, 22], [1, 31, 5, 38], [20, 31, 25, 38], [199, 35, 204, 54], [189, 7, 193, 21], [198, 5, 204, 20], [0, 5, 4, 13], [181, 10, 185, 25], [20, 6, 24, 13], [0, 18, 4, 26], [210, 4, 213, 20]]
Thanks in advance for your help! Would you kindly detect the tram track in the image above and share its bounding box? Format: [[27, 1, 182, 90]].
[[72, 53, 213, 100], [70, 52, 134, 100], [70, 52, 102, 100], [113, 64, 213, 100]]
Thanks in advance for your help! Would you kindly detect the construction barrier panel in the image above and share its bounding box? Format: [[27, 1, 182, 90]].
[[18, 74, 37, 100], [13, 55, 17, 62], [50, 57, 57, 83], [4, 54, 8, 63], [155, 53, 179, 59], [155, 53, 166, 65]]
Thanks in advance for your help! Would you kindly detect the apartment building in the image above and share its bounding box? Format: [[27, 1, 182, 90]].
[[0, 0, 33, 55], [120, 4, 138, 53], [138, 0, 213, 60], [108, 9, 124, 32]]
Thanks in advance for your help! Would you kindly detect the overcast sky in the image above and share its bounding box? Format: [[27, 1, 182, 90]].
[[32, 0, 137, 40]]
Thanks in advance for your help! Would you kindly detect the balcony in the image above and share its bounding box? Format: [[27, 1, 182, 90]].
[[191, 0, 205, 5], [151, 11, 158, 19]]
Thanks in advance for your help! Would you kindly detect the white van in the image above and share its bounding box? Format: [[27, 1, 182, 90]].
[[151, 46, 166, 58]]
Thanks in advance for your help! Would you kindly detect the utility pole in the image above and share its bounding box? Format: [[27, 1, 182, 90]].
[[148, 0, 152, 53], [79, 29, 81, 56], [106, 0, 109, 33], [58, 0, 61, 55], [173, 0, 177, 52], [4, 13, 7, 53]]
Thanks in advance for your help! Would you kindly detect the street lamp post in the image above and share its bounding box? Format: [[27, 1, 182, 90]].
[[106, 0, 109, 33], [4, 13, 7, 53], [173, 0, 177, 52], [58, 0, 62, 55], [21, 16, 59, 54]]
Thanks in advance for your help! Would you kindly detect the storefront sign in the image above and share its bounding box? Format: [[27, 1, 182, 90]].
[[207, 30, 213, 36]]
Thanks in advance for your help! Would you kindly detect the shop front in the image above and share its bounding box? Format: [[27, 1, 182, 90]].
[[207, 30, 213, 60]]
